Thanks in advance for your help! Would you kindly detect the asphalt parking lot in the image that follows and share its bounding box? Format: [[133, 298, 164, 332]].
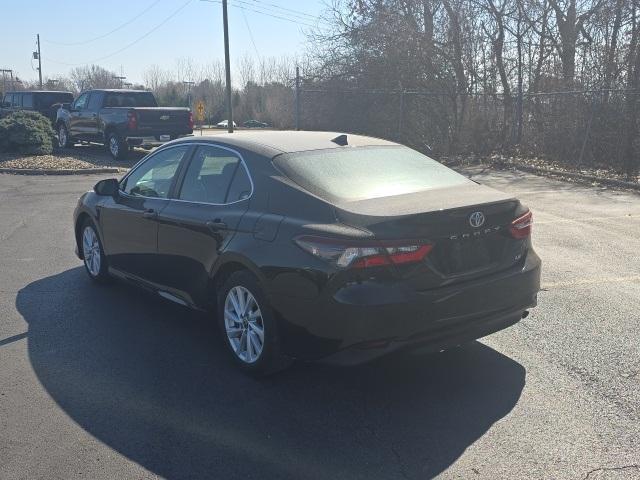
[[0, 168, 639, 480]]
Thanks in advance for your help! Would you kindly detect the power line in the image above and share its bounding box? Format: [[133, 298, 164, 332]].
[[240, 8, 261, 59], [43, 0, 194, 67], [43, 0, 163, 46], [238, 0, 330, 24], [201, 0, 326, 29]]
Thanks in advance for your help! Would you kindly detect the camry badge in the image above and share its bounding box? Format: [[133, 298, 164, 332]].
[[469, 211, 485, 228], [160, 115, 170, 120]]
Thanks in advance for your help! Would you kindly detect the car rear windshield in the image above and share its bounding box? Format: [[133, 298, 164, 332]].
[[274, 146, 472, 202], [104, 92, 157, 108], [34, 92, 73, 108]]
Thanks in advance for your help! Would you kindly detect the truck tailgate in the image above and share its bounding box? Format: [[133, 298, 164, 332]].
[[134, 108, 191, 133]]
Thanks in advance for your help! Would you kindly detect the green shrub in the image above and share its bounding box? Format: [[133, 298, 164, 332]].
[[0, 110, 56, 155]]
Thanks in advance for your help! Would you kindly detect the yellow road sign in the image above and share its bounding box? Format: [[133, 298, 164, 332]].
[[195, 100, 205, 122]]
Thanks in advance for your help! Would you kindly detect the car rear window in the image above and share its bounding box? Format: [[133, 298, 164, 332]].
[[273, 146, 472, 202], [104, 92, 157, 108]]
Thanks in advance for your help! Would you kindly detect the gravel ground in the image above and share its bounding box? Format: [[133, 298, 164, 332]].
[[442, 153, 640, 186], [0, 145, 145, 171]]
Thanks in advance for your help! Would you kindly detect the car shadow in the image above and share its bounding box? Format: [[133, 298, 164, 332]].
[[16, 267, 526, 480]]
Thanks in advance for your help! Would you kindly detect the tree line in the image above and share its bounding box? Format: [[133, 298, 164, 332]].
[[9, 0, 640, 174], [302, 0, 640, 174]]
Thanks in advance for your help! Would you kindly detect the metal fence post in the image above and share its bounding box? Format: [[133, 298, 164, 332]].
[[398, 89, 405, 140], [578, 92, 598, 166]]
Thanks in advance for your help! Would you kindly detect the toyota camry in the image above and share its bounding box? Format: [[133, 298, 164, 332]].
[[73, 131, 541, 374]]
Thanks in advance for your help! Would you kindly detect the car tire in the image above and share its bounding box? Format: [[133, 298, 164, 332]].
[[107, 132, 127, 161], [58, 124, 73, 149], [80, 219, 110, 283], [217, 271, 292, 376]]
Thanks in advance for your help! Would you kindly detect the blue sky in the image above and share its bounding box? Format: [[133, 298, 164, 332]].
[[2, 0, 328, 85]]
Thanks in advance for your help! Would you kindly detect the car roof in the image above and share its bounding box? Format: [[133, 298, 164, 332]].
[[90, 89, 149, 93], [5, 91, 73, 94], [175, 130, 399, 157]]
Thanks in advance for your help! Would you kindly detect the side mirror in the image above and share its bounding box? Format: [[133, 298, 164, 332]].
[[94, 178, 119, 197]]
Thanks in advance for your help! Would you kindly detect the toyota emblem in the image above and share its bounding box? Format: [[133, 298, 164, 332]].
[[469, 211, 485, 228]]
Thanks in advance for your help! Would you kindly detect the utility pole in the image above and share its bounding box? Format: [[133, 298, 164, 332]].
[[183, 80, 195, 109], [222, 0, 233, 133], [113, 76, 126, 88], [295, 66, 301, 130], [36, 34, 42, 88]]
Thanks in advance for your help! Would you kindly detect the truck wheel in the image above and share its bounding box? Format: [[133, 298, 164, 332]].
[[107, 132, 127, 160], [58, 124, 73, 149]]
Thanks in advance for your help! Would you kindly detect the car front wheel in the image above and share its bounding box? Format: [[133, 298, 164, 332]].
[[218, 271, 291, 376], [81, 220, 110, 283]]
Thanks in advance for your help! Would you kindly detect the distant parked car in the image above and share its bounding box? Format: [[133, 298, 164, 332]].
[[0, 90, 74, 122], [243, 119, 269, 128], [216, 120, 237, 129], [55, 89, 193, 160]]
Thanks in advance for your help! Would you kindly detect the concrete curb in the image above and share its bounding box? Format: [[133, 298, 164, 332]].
[[0, 167, 123, 176], [506, 164, 640, 191]]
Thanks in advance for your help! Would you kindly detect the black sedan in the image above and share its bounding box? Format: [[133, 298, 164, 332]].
[[73, 131, 541, 375], [243, 119, 269, 128]]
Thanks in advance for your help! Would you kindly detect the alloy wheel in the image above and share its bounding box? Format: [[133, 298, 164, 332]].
[[109, 136, 119, 158], [224, 286, 265, 363], [82, 226, 101, 277], [58, 126, 67, 148]]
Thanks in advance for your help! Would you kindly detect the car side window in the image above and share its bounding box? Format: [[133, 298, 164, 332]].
[[3, 94, 12, 106], [87, 93, 102, 110], [22, 93, 33, 108], [178, 146, 242, 204], [73, 93, 89, 110], [226, 163, 252, 202], [122, 146, 189, 198], [12, 93, 22, 107]]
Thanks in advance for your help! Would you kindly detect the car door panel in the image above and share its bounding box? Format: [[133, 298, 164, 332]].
[[86, 92, 103, 140], [156, 201, 249, 305], [97, 145, 191, 284], [99, 195, 169, 281], [69, 92, 89, 137], [155, 145, 252, 306]]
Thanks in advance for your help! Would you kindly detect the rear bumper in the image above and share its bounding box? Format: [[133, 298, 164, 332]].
[[272, 251, 541, 361], [320, 307, 529, 366], [125, 134, 193, 148]]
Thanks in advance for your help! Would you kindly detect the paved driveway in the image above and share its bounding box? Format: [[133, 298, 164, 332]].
[[0, 169, 638, 479]]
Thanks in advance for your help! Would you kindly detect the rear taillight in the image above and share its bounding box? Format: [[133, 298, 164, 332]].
[[127, 111, 138, 130], [509, 210, 533, 239], [294, 236, 433, 269], [188, 111, 194, 130]]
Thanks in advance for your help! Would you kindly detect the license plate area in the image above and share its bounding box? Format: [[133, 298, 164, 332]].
[[432, 235, 503, 276], [159, 134, 171, 141]]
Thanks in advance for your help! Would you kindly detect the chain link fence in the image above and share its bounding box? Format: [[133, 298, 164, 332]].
[[297, 87, 640, 175]]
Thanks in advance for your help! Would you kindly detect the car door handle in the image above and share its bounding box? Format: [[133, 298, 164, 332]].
[[91, 113, 97, 118], [206, 219, 227, 231], [142, 208, 157, 219]]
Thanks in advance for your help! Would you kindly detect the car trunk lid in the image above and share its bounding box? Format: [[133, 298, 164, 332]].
[[334, 183, 526, 288]]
